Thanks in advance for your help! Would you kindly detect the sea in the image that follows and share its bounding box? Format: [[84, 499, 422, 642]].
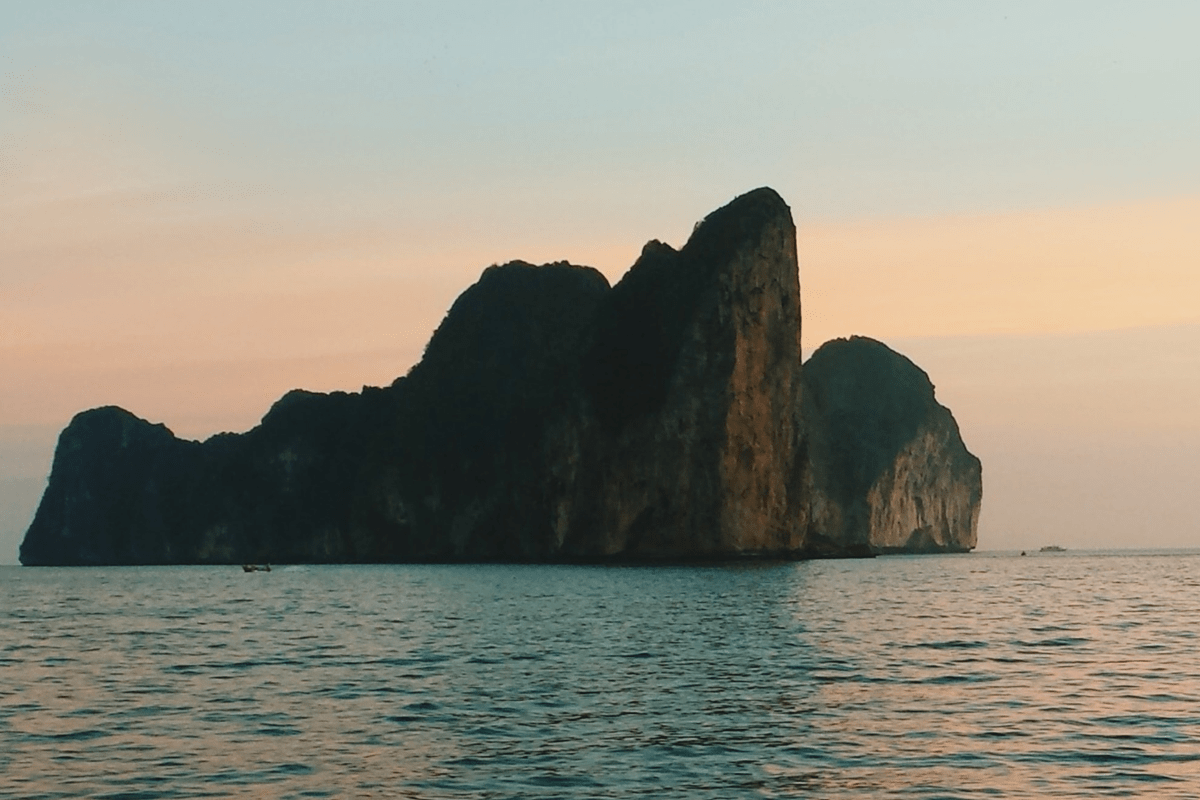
[[3, 550, 1200, 799]]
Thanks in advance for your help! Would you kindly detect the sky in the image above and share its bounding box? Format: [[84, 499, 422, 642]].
[[2, 1, 1198, 561]]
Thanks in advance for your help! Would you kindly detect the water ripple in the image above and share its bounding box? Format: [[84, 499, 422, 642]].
[[3, 552, 1200, 797]]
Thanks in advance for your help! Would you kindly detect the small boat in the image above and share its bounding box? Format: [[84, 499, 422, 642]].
[[1039, 545, 1066, 553], [241, 564, 272, 572]]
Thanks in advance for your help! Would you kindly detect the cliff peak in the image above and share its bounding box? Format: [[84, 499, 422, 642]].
[[682, 186, 791, 266]]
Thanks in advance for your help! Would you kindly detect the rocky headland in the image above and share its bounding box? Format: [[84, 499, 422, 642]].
[[800, 337, 981, 555], [20, 188, 981, 565]]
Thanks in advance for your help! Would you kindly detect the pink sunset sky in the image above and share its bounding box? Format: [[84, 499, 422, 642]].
[[3, 2, 1198, 560]]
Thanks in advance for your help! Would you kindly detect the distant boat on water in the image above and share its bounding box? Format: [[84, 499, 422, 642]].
[[1039, 545, 1067, 553], [241, 564, 272, 572]]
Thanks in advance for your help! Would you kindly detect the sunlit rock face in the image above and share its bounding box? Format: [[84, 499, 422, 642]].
[[800, 336, 982, 554], [21, 188, 981, 565], [554, 187, 808, 558]]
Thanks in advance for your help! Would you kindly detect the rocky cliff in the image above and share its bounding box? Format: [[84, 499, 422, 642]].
[[800, 336, 982, 554], [20, 188, 981, 565]]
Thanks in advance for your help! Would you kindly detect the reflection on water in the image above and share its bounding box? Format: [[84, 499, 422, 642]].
[[2, 552, 1200, 798]]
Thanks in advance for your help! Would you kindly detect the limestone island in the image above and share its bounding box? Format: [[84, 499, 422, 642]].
[[20, 188, 981, 566]]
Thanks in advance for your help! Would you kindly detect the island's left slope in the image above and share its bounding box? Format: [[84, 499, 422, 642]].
[[21, 260, 611, 566]]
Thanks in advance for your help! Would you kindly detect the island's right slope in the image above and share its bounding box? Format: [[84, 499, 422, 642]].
[[800, 335, 982, 554]]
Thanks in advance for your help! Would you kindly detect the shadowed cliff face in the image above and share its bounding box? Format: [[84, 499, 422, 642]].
[[801, 336, 982, 554], [20, 389, 406, 565], [19, 408, 197, 566], [20, 188, 981, 565], [375, 261, 612, 560], [20, 261, 612, 565]]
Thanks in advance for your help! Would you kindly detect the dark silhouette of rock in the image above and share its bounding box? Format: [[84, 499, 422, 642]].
[[18, 407, 197, 565], [20, 188, 981, 566], [800, 336, 982, 554], [367, 260, 612, 560], [21, 261, 612, 565]]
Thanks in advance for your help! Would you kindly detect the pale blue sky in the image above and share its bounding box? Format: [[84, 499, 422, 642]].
[[3, 1, 1199, 560], [6, 1, 1198, 224]]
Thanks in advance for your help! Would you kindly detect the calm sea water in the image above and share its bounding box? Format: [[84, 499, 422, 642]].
[[3, 551, 1200, 799]]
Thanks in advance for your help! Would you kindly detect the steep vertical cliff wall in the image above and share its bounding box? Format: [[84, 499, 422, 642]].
[[800, 336, 981, 554], [556, 187, 807, 558]]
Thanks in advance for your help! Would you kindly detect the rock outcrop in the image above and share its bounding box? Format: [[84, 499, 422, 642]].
[[17, 407, 198, 566], [19, 389, 407, 566], [800, 336, 981, 554], [20, 188, 981, 566], [368, 260, 613, 560]]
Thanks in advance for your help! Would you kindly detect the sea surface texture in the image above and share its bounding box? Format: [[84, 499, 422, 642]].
[[3, 551, 1200, 798]]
